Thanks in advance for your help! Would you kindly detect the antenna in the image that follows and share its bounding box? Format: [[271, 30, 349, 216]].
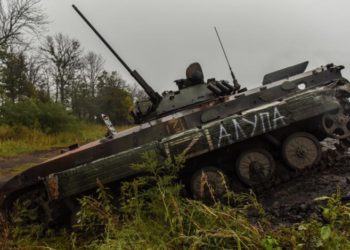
[[214, 27, 241, 92]]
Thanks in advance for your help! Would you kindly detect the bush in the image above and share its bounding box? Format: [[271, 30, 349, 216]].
[[0, 99, 78, 133], [0, 98, 40, 128], [36, 101, 79, 133], [73, 153, 266, 249]]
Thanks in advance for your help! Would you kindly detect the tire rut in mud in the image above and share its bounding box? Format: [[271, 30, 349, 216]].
[[258, 140, 350, 224]]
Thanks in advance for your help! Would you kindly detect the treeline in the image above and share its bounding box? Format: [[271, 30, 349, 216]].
[[0, 0, 144, 133]]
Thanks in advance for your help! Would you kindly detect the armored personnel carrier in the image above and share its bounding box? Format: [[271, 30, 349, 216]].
[[1, 6, 350, 225]]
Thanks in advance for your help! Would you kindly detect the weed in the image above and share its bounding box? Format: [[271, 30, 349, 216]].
[[3, 153, 350, 249], [0, 214, 9, 250]]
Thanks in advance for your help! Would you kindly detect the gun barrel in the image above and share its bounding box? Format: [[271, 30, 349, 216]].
[[72, 5, 162, 105], [73, 5, 132, 74]]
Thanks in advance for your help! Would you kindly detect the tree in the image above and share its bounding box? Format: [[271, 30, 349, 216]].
[[81, 51, 104, 97], [41, 33, 83, 105], [93, 71, 133, 125], [97, 70, 126, 90], [127, 82, 148, 101], [70, 75, 93, 120], [96, 86, 133, 125], [26, 53, 43, 87], [0, 45, 6, 102], [71, 70, 133, 123], [0, 0, 47, 104], [0, 0, 47, 46], [0, 50, 35, 102], [68, 52, 104, 120]]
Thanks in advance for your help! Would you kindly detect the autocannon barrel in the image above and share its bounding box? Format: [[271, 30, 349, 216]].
[[72, 5, 162, 106]]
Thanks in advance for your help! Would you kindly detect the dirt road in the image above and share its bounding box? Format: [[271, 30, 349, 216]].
[[0, 150, 60, 188]]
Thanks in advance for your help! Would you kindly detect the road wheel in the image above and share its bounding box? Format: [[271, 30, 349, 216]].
[[190, 167, 230, 204], [4, 188, 63, 228], [282, 132, 321, 170], [236, 149, 275, 186], [322, 106, 350, 139]]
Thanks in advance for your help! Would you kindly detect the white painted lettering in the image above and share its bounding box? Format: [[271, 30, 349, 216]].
[[182, 134, 201, 155], [232, 119, 247, 140], [259, 112, 272, 133], [273, 107, 287, 129], [218, 124, 233, 148], [204, 129, 214, 150], [242, 115, 258, 136]]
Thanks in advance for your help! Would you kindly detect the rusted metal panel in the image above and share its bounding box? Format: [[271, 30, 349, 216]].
[[166, 118, 187, 134], [46, 174, 59, 200]]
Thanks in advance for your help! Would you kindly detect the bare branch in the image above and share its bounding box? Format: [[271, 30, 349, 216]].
[[40, 33, 83, 104], [0, 0, 48, 46], [81, 51, 105, 97]]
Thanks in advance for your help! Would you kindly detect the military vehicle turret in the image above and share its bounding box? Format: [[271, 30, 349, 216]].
[[1, 5, 350, 225]]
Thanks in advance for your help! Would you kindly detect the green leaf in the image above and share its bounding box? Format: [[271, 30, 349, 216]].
[[314, 196, 330, 202], [320, 225, 331, 240], [322, 208, 330, 221]]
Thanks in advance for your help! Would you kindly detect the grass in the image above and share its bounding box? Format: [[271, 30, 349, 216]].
[[2, 152, 350, 250], [0, 124, 131, 158]]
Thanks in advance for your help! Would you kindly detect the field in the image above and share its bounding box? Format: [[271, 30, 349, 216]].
[[0, 124, 108, 159]]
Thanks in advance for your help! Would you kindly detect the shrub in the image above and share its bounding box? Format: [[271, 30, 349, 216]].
[[36, 101, 79, 133], [0, 98, 40, 128], [0, 99, 78, 133]]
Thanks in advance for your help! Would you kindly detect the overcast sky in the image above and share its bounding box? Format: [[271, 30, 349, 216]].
[[41, 0, 350, 92]]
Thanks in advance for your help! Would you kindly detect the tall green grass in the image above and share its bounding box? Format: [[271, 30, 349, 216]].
[[2, 152, 350, 249], [0, 124, 130, 158]]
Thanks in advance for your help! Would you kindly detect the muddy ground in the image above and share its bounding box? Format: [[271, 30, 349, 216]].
[[259, 160, 350, 224], [0, 141, 349, 224], [259, 139, 350, 224]]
